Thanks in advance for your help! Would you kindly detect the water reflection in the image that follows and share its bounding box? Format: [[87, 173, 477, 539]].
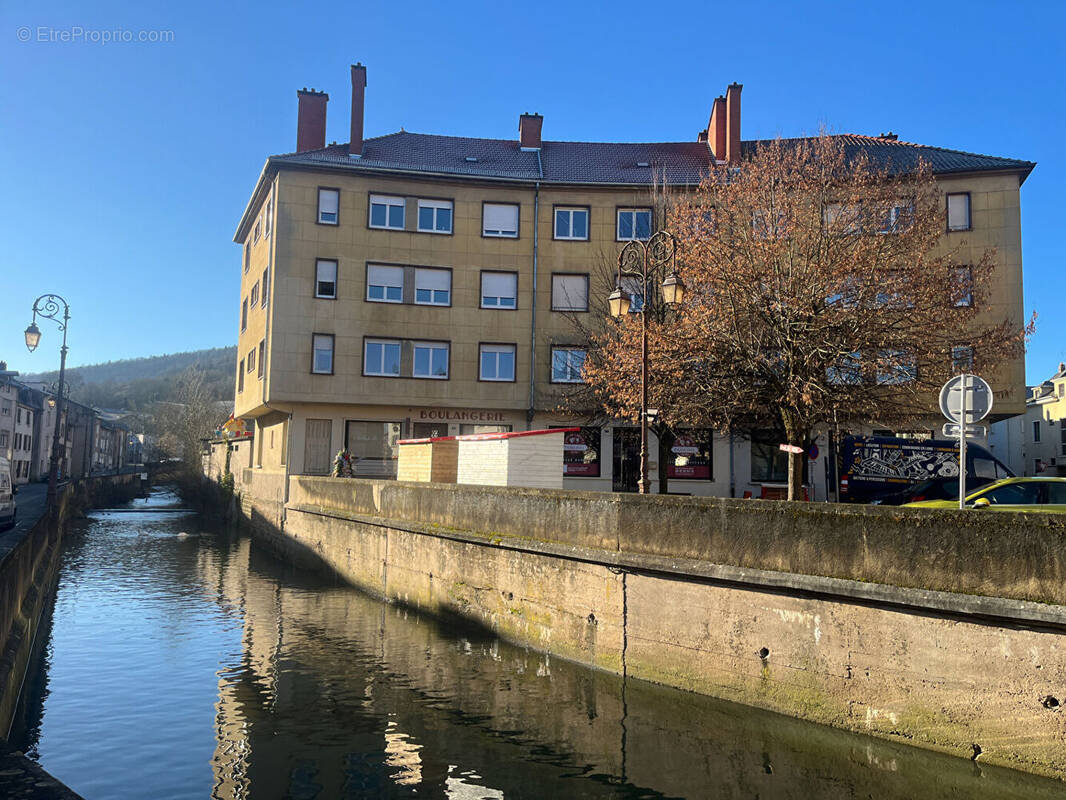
[[10, 486, 1066, 799]]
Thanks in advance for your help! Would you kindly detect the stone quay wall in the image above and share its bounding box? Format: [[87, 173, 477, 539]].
[[0, 472, 140, 737], [227, 473, 1066, 780]]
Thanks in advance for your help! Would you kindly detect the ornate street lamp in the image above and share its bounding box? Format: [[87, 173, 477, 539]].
[[608, 231, 685, 494], [25, 294, 70, 517]]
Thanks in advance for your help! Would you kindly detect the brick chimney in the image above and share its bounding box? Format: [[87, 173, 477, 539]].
[[296, 88, 328, 153], [519, 113, 543, 150], [725, 83, 742, 165], [350, 63, 367, 157], [706, 95, 727, 162]]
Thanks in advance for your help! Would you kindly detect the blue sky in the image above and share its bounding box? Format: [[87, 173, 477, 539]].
[[1, 0, 1063, 384]]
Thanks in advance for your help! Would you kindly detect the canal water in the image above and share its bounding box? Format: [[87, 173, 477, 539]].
[[7, 486, 1064, 799]]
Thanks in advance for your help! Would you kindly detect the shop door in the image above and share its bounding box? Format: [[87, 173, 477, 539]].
[[612, 428, 641, 492], [303, 419, 333, 475]]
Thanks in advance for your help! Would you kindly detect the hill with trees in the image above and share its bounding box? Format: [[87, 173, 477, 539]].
[[24, 346, 236, 410]]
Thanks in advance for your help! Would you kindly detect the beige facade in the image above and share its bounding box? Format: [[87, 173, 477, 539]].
[[1001, 364, 1066, 477], [230, 68, 1032, 500]]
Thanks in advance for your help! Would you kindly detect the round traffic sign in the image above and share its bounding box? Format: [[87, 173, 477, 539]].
[[939, 374, 993, 424]]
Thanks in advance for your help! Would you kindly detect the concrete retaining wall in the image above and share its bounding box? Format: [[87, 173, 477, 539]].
[[0, 473, 140, 737], [243, 476, 1066, 779]]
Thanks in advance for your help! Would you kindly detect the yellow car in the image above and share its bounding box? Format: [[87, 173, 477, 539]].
[[904, 477, 1066, 512]]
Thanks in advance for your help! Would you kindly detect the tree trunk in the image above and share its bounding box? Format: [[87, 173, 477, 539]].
[[781, 412, 807, 502]]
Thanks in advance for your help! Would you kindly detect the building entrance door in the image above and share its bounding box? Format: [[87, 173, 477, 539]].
[[612, 427, 640, 492], [304, 419, 333, 475]]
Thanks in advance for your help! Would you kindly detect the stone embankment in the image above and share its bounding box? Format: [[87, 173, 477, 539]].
[[225, 469, 1066, 780], [0, 472, 141, 799]]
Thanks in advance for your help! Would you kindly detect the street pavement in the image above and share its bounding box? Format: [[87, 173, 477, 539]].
[[10, 481, 50, 536], [0, 482, 52, 560]]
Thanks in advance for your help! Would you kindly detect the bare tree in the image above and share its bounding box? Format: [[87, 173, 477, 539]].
[[582, 135, 1032, 500], [149, 367, 226, 471]]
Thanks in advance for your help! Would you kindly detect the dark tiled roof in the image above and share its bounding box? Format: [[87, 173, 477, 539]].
[[746, 134, 1035, 180], [271, 131, 1033, 186]]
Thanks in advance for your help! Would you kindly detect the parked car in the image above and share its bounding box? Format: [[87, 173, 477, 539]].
[[0, 457, 15, 530], [904, 477, 1066, 512], [870, 478, 963, 506], [838, 436, 1013, 504]]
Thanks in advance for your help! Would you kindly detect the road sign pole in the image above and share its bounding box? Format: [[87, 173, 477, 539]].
[[959, 373, 968, 510]]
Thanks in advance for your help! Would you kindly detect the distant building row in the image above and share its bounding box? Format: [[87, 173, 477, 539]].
[[0, 361, 135, 485], [990, 363, 1066, 478]]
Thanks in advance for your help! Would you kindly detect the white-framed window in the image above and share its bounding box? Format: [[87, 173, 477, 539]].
[[318, 188, 339, 225], [247, 347, 256, 373], [241, 298, 248, 332], [551, 274, 589, 312], [315, 259, 338, 298], [264, 199, 272, 236], [367, 264, 404, 303], [369, 194, 404, 230], [257, 339, 265, 379], [417, 199, 453, 233], [261, 268, 269, 307], [249, 281, 260, 308], [876, 350, 916, 385], [364, 338, 401, 377], [483, 203, 519, 237], [551, 347, 586, 383], [481, 271, 517, 309], [414, 268, 451, 306], [952, 345, 974, 373], [617, 208, 652, 241], [238, 360, 245, 392], [413, 342, 449, 379], [879, 202, 913, 234], [253, 219, 261, 243], [312, 334, 334, 374], [947, 192, 971, 231], [1033, 419, 1041, 443], [554, 207, 589, 240], [480, 344, 516, 381], [951, 266, 973, 307], [621, 276, 644, 313]]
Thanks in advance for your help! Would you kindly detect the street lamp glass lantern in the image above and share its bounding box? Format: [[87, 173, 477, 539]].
[[607, 286, 630, 317], [661, 273, 685, 306], [24, 322, 41, 352]]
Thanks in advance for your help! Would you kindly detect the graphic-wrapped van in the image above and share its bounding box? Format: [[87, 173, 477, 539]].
[[839, 436, 1013, 504]]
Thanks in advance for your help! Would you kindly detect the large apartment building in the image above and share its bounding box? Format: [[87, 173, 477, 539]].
[[232, 64, 1033, 499]]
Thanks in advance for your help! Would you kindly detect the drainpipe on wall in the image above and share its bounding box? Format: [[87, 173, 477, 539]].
[[526, 173, 541, 428]]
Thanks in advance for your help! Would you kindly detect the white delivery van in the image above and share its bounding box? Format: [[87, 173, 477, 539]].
[[0, 457, 15, 529]]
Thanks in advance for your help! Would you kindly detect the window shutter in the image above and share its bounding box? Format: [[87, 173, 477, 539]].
[[482, 272, 516, 297], [317, 260, 337, 283], [319, 189, 338, 214], [947, 194, 969, 229], [484, 204, 518, 233], [552, 275, 588, 310], [368, 265, 404, 287], [416, 269, 450, 291]]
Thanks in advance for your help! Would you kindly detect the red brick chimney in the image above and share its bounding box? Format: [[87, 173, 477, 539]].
[[519, 113, 543, 150], [725, 83, 742, 165], [350, 63, 367, 157], [706, 95, 727, 162], [296, 89, 328, 153]]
